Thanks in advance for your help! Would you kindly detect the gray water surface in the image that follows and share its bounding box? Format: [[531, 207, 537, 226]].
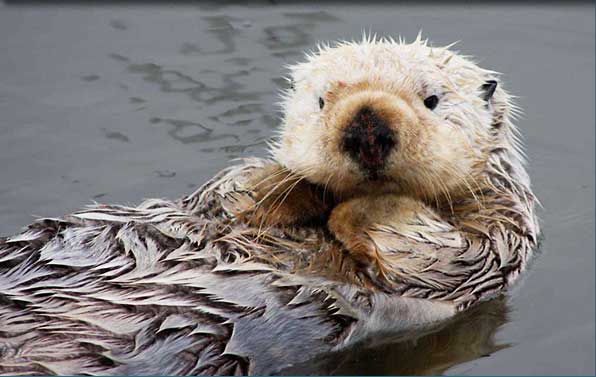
[[0, 3, 594, 375]]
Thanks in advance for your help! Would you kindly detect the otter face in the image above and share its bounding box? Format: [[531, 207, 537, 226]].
[[272, 37, 506, 201]]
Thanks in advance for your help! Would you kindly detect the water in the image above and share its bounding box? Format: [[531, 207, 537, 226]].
[[0, 3, 593, 375]]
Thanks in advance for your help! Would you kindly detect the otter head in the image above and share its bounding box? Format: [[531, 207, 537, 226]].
[[271, 36, 512, 202]]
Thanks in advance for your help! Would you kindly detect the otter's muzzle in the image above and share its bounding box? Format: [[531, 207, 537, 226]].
[[342, 106, 396, 180]]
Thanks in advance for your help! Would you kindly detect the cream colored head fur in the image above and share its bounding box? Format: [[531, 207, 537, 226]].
[[271, 35, 525, 203]]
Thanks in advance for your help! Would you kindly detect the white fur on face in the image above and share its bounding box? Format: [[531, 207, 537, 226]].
[[271, 36, 507, 198]]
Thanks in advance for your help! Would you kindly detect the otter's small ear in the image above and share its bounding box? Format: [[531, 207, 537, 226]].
[[480, 80, 498, 101]]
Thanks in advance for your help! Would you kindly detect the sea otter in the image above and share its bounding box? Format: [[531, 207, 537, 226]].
[[234, 35, 539, 293], [0, 36, 539, 375]]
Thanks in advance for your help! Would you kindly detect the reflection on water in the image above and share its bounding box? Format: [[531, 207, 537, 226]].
[[81, 74, 100, 82], [282, 297, 510, 376], [263, 25, 312, 50], [127, 62, 205, 93], [109, 19, 128, 31], [109, 52, 274, 152], [102, 128, 131, 143], [98, 9, 334, 156]]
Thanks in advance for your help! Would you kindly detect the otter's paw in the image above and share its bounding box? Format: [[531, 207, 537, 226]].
[[327, 199, 379, 265], [227, 163, 332, 228], [328, 195, 433, 267]]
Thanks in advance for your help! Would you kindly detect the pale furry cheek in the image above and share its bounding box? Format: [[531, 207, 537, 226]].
[[276, 122, 325, 175], [411, 128, 471, 185]]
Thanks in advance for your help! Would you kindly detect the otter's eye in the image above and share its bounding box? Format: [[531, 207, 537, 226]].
[[424, 95, 439, 110], [319, 97, 325, 110]]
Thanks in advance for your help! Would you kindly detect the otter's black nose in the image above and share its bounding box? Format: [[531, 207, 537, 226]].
[[342, 107, 396, 179]]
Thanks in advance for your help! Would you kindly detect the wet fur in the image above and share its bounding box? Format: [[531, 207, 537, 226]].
[[0, 160, 457, 375], [0, 36, 539, 375], [267, 36, 539, 295]]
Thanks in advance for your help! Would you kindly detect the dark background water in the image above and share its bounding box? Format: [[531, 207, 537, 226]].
[[0, 2, 593, 375]]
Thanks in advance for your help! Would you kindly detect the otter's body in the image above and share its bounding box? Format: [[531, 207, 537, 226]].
[[0, 36, 539, 375], [0, 160, 456, 375]]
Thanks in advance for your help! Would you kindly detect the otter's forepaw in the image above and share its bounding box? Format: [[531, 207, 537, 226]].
[[226, 163, 332, 228], [328, 217, 397, 290], [334, 229, 380, 266], [328, 195, 433, 283], [328, 203, 376, 263]]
